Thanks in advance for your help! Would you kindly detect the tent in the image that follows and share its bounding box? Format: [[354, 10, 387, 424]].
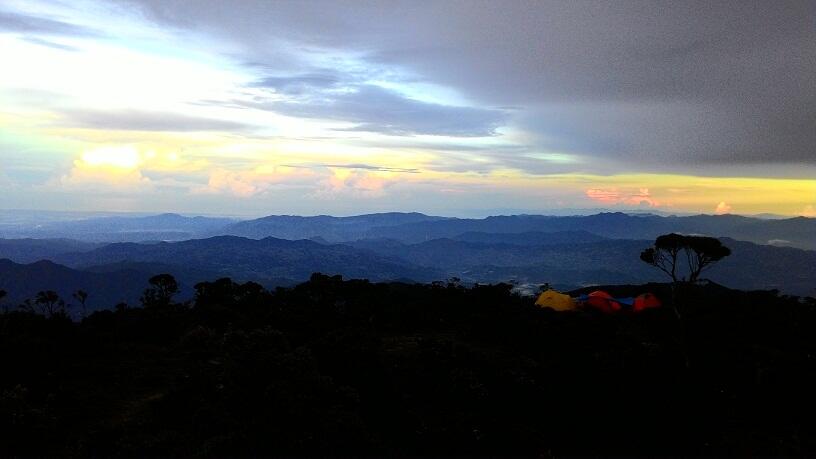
[[535, 289, 577, 311], [633, 293, 662, 312], [584, 290, 622, 313]]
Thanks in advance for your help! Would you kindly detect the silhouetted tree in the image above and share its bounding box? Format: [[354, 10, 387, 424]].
[[0, 289, 6, 314], [1, 275, 815, 456], [194, 277, 237, 306], [641, 234, 731, 284], [73, 290, 88, 318], [141, 274, 179, 308], [641, 234, 733, 369], [640, 233, 686, 283], [34, 290, 65, 317], [683, 235, 732, 282]]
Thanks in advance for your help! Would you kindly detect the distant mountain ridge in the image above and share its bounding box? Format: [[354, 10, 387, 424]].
[[53, 235, 440, 285], [1, 211, 812, 249], [0, 231, 812, 313], [216, 212, 447, 241], [346, 235, 816, 296], [361, 213, 816, 249], [0, 213, 236, 242], [451, 230, 606, 246], [211, 211, 816, 250], [0, 211, 812, 308], [0, 238, 103, 263]]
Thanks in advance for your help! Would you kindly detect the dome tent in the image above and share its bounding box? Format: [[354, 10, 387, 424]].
[[633, 293, 662, 312], [535, 289, 577, 311], [584, 290, 622, 313]]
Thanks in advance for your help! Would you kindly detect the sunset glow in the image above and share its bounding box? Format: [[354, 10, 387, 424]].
[[1, 0, 813, 217]]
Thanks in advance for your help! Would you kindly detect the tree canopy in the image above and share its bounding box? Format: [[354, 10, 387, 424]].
[[641, 233, 731, 283]]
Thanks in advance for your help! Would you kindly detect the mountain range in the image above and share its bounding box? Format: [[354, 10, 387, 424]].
[[0, 211, 812, 310], [0, 213, 236, 242], [1, 211, 813, 249], [51, 235, 438, 285], [358, 213, 816, 249]]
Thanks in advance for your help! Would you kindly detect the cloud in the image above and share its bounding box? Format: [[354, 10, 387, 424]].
[[58, 145, 210, 192], [126, 0, 816, 169], [314, 168, 393, 199], [61, 110, 252, 132], [195, 163, 401, 199], [241, 84, 507, 137], [61, 166, 149, 190], [585, 187, 659, 207], [250, 73, 342, 95], [195, 165, 317, 197], [21, 36, 80, 51], [585, 188, 621, 204], [714, 201, 732, 215], [201, 169, 258, 197], [0, 10, 99, 37], [61, 146, 150, 190], [2, 0, 813, 216], [286, 163, 420, 174]]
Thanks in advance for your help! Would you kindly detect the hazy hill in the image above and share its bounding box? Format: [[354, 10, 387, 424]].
[[0, 213, 236, 242], [348, 236, 816, 296], [363, 213, 816, 249], [0, 238, 102, 263], [451, 230, 607, 245], [218, 212, 446, 241], [4, 211, 813, 250], [81, 261, 227, 289], [3, 229, 812, 299], [54, 236, 440, 285], [0, 259, 152, 311], [212, 212, 815, 249]]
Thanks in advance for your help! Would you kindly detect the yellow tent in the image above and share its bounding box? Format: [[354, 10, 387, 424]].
[[535, 289, 577, 311]]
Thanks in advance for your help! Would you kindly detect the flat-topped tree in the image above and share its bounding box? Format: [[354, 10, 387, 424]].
[[641, 234, 731, 365], [683, 235, 732, 282], [640, 233, 731, 284], [639, 233, 686, 283]]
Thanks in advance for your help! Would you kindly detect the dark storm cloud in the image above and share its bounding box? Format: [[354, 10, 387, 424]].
[[124, 0, 816, 169], [0, 10, 98, 37], [62, 110, 251, 132]]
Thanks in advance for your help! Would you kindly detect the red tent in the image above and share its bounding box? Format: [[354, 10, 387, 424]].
[[584, 290, 622, 313], [633, 293, 662, 312]]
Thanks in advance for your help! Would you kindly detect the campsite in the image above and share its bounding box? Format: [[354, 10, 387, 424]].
[[3, 271, 816, 456], [536, 287, 662, 313]]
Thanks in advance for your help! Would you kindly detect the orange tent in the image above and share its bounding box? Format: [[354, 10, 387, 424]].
[[535, 289, 578, 311], [584, 290, 622, 313], [633, 293, 662, 312]]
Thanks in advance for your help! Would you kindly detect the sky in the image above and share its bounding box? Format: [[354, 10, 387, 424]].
[[0, 0, 814, 217]]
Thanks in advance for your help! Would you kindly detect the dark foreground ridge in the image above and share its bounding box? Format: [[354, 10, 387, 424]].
[[2, 275, 816, 455]]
